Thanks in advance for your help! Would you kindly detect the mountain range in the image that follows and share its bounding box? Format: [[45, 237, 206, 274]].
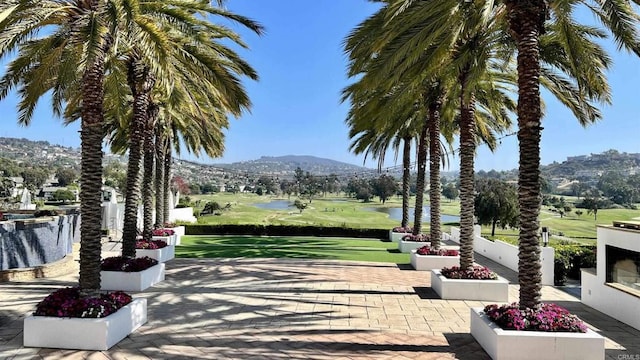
[[0, 137, 637, 185]]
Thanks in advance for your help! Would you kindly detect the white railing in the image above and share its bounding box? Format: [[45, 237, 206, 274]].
[[450, 227, 554, 285]]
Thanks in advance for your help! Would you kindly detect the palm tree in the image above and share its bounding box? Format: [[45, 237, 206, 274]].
[[503, 0, 639, 308], [154, 121, 164, 227], [0, 0, 120, 295], [344, 85, 419, 230], [102, 2, 262, 256]]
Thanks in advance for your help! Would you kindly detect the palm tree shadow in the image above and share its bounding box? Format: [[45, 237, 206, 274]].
[[413, 286, 440, 299]]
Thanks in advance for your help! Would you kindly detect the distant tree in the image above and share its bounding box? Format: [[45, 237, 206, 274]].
[[201, 201, 221, 215], [171, 176, 191, 195], [539, 175, 553, 194], [257, 175, 278, 195], [52, 189, 75, 203], [21, 168, 49, 190], [0, 178, 14, 198], [575, 210, 583, 217], [293, 199, 307, 213], [371, 174, 398, 204], [0, 158, 21, 177], [201, 183, 217, 194], [189, 183, 201, 195], [355, 186, 373, 202], [474, 179, 518, 236], [580, 190, 602, 220], [104, 162, 127, 192], [442, 183, 459, 202], [280, 179, 294, 199], [55, 168, 79, 187]]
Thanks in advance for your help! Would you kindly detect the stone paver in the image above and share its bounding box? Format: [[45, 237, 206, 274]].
[[1, 241, 640, 359]]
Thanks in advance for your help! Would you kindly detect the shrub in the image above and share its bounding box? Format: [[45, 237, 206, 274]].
[[101, 256, 158, 272], [34, 287, 132, 318], [553, 244, 596, 284], [484, 303, 587, 333], [185, 224, 388, 239], [33, 209, 59, 217], [441, 266, 498, 280], [416, 245, 459, 256]]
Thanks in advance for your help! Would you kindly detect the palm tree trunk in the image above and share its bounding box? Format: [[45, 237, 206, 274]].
[[428, 96, 443, 249], [122, 59, 153, 258], [507, 0, 546, 309], [154, 126, 164, 227], [401, 136, 411, 229], [163, 141, 172, 224], [142, 104, 158, 241], [78, 53, 107, 295], [413, 123, 428, 235], [459, 71, 477, 270]]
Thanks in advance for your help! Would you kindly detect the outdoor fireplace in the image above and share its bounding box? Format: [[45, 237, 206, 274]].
[[582, 221, 640, 330], [606, 245, 640, 292]]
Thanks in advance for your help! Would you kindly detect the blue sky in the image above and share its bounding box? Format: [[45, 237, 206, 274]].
[[0, 0, 638, 171]]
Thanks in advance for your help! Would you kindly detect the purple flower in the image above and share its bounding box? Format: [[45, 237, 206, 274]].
[[392, 226, 412, 233], [136, 239, 168, 250], [402, 233, 430, 242], [101, 256, 158, 272], [33, 287, 133, 318], [416, 245, 459, 256], [441, 266, 498, 280], [152, 228, 175, 236], [482, 303, 587, 333]]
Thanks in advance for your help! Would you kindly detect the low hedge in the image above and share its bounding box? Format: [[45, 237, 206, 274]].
[[185, 224, 388, 239], [554, 244, 596, 285]]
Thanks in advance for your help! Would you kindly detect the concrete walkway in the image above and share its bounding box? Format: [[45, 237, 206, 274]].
[[1, 241, 639, 359]]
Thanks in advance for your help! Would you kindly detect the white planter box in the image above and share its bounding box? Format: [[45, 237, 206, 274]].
[[136, 245, 175, 263], [410, 250, 460, 270], [101, 263, 165, 291], [470, 307, 604, 360], [24, 298, 147, 350], [389, 230, 410, 243], [431, 269, 509, 301], [398, 240, 430, 253], [166, 226, 185, 239], [153, 234, 179, 246]]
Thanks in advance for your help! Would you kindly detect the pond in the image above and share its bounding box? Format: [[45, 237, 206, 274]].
[[253, 200, 293, 210], [366, 206, 460, 223]]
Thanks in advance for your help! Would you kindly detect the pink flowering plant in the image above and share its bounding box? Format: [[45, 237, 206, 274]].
[[152, 228, 175, 236], [483, 303, 587, 333], [416, 245, 459, 256], [392, 226, 412, 233], [135, 239, 167, 250], [163, 222, 178, 228], [101, 256, 158, 272], [401, 233, 430, 242], [441, 265, 498, 280], [33, 287, 132, 318]]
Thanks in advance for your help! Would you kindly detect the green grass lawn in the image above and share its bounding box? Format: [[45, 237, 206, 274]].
[[482, 207, 640, 244], [183, 193, 640, 243], [189, 193, 460, 231], [176, 235, 411, 264]]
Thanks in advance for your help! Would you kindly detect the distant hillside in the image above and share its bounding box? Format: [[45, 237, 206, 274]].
[[0, 137, 375, 184], [215, 155, 374, 176], [542, 149, 640, 178]]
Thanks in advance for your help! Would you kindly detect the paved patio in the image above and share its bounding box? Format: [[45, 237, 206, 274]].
[[1, 241, 640, 359]]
